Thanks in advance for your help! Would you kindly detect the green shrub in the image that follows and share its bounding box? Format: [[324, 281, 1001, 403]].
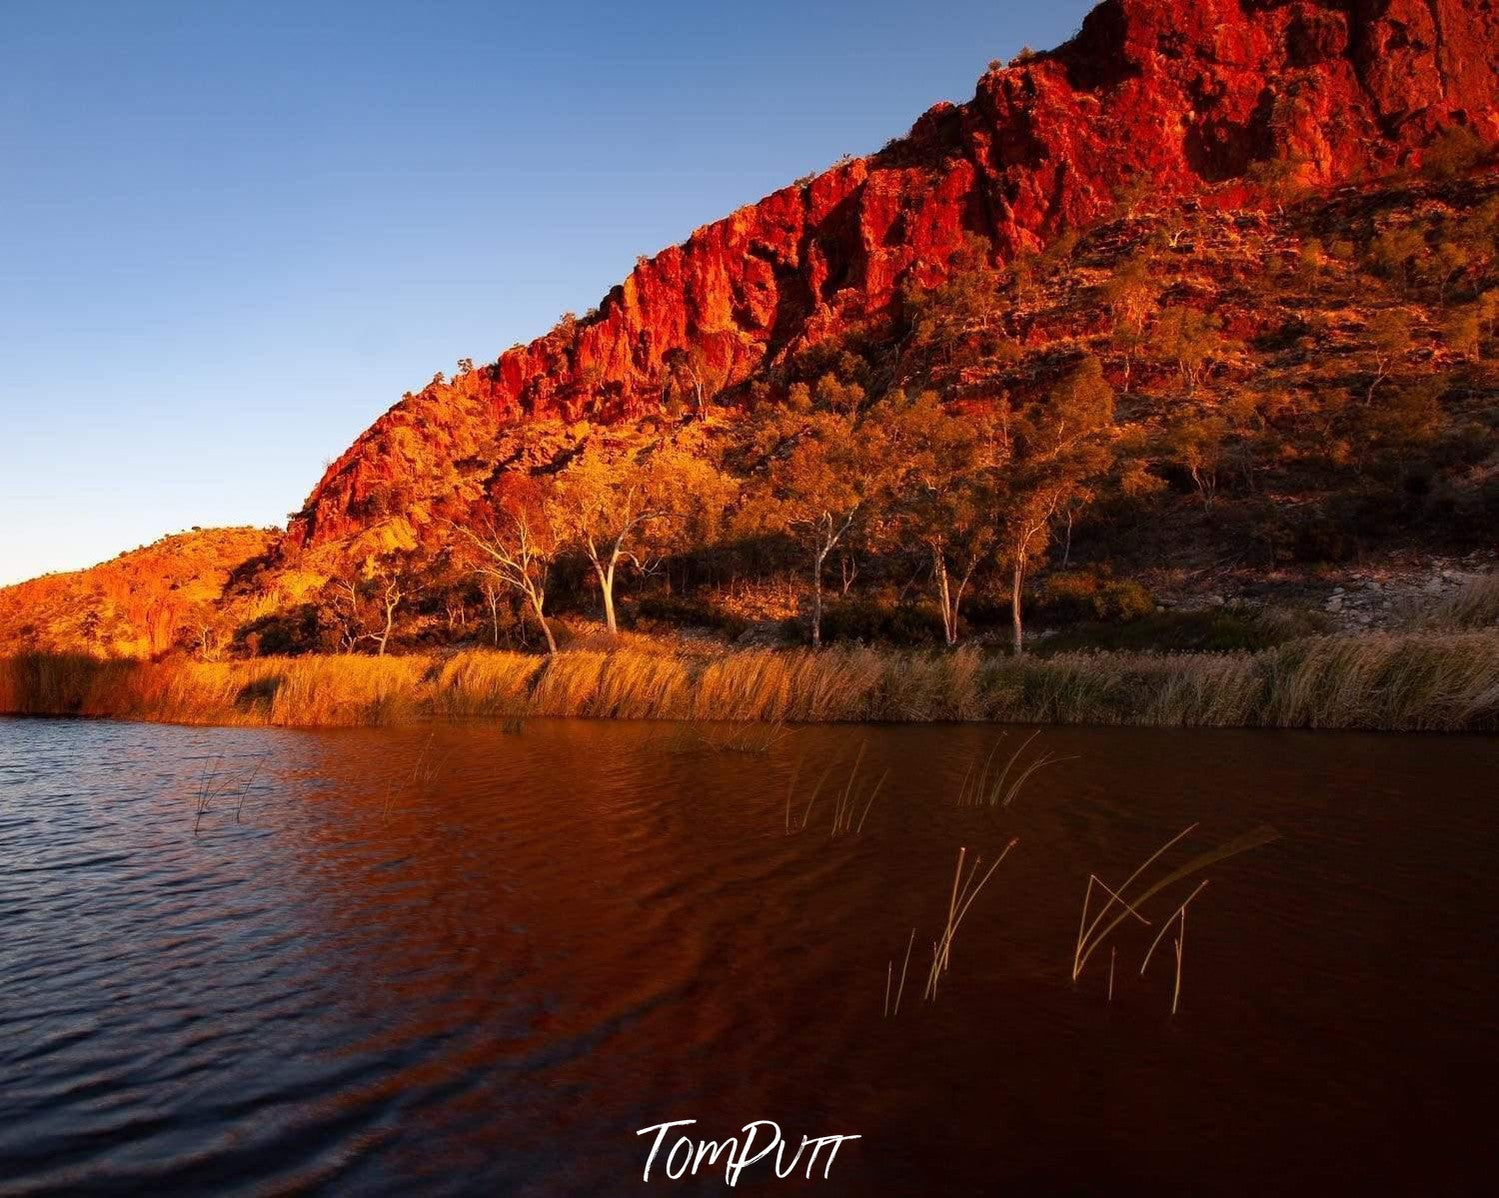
[[1034, 570, 1155, 623], [232, 605, 332, 657], [819, 598, 946, 646]]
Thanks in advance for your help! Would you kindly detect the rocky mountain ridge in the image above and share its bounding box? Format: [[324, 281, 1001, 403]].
[[288, 0, 1498, 550]]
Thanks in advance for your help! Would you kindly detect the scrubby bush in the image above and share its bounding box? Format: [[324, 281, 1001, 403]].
[[1034, 570, 1155, 624], [1421, 124, 1488, 181], [818, 598, 946, 646], [232, 605, 333, 657]]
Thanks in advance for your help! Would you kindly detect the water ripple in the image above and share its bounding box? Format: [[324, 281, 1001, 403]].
[[1, 717, 1497, 1195]]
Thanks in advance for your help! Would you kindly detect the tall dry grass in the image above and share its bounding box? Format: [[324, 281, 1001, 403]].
[[1419, 573, 1499, 631], [3, 631, 1497, 731]]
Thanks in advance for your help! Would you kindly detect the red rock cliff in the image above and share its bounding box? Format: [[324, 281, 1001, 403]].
[[289, 0, 1498, 548]]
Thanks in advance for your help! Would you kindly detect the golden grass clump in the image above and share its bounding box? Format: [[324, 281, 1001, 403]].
[[1419, 573, 1499, 631], [3, 630, 1497, 731], [431, 650, 545, 717]]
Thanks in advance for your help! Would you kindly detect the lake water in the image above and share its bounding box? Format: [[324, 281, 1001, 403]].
[[1, 717, 1495, 1195]]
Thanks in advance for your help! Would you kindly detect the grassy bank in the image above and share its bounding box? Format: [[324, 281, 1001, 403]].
[[3, 631, 1497, 732]]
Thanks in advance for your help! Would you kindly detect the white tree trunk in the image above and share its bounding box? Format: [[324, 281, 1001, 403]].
[[532, 594, 558, 655], [934, 552, 958, 647], [598, 559, 619, 636], [812, 546, 826, 648], [1011, 554, 1026, 656]]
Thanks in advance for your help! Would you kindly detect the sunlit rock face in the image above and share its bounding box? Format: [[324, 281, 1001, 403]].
[[288, 0, 1497, 550]]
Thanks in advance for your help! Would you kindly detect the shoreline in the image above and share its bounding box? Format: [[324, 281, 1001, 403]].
[[4, 632, 1497, 733]]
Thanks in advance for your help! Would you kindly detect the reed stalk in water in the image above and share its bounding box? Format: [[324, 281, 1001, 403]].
[[830, 742, 866, 836], [956, 739, 1004, 807], [192, 752, 263, 833], [799, 763, 835, 831], [999, 750, 1075, 807], [666, 717, 790, 756], [938, 847, 966, 976], [1073, 825, 1277, 983], [233, 755, 264, 823], [1139, 880, 1210, 976], [923, 838, 1018, 1002], [893, 928, 915, 1017], [988, 730, 1039, 806], [725, 718, 790, 755], [784, 756, 803, 835], [193, 753, 223, 835], [377, 737, 451, 819], [409, 733, 452, 787], [1173, 925, 1184, 1015], [1072, 824, 1198, 982], [1140, 879, 1210, 1016], [1072, 872, 1156, 982], [854, 770, 888, 835], [788, 742, 884, 836], [955, 731, 1073, 807]]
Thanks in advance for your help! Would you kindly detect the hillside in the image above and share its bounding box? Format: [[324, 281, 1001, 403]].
[[287, 0, 1498, 550], [0, 529, 277, 659], [1, 0, 1496, 665]]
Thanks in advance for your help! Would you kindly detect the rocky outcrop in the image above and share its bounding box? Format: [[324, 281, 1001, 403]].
[[289, 0, 1497, 549]]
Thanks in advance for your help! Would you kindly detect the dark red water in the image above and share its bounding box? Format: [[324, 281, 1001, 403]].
[[1, 717, 1495, 1195]]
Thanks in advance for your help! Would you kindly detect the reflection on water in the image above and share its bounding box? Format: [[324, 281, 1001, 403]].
[[0, 717, 1495, 1195]]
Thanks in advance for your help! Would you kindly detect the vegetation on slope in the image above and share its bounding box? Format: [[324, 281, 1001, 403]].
[[243, 163, 1499, 661], [0, 528, 277, 659], [2, 159, 1496, 683]]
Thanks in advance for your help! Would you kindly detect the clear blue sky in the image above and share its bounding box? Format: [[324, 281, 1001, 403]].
[[0, 0, 1095, 585]]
